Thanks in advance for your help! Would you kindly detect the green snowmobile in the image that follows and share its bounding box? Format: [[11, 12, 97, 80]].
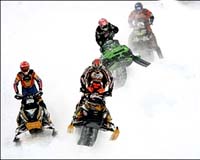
[[100, 39, 150, 88]]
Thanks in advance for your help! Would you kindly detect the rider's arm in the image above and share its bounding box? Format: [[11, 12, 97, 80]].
[[95, 27, 104, 46], [13, 74, 21, 94], [128, 11, 135, 27], [144, 9, 154, 24], [107, 76, 114, 94], [33, 72, 43, 90], [80, 66, 91, 91], [109, 23, 119, 34], [102, 67, 114, 94]]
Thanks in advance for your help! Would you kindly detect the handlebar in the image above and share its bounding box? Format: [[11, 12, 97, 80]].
[[14, 91, 43, 100], [80, 87, 111, 97]]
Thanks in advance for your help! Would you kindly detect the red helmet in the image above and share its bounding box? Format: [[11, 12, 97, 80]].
[[92, 58, 102, 69], [98, 18, 108, 28], [20, 61, 30, 72]]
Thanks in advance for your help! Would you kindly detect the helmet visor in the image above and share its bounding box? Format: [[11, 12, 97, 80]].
[[136, 6, 142, 11], [21, 66, 29, 72], [101, 24, 108, 30]]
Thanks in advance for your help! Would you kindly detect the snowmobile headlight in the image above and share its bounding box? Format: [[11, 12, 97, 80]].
[[133, 30, 147, 38], [137, 22, 145, 27], [26, 98, 34, 104], [132, 37, 139, 42], [95, 105, 104, 111]]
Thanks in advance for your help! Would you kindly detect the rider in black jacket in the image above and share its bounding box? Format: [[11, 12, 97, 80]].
[[95, 18, 119, 48]]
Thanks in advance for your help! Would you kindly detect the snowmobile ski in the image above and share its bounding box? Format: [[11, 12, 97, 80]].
[[132, 55, 151, 67]]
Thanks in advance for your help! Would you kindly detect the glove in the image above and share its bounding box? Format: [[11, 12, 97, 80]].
[[149, 16, 154, 25], [36, 90, 43, 97], [103, 91, 112, 97], [14, 94, 23, 100], [80, 87, 86, 93], [109, 31, 115, 39], [100, 47, 103, 53]]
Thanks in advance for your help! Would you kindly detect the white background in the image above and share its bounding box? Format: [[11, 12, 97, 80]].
[[1, 1, 200, 158]]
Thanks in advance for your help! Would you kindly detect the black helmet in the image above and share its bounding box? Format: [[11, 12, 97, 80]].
[[135, 2, 143, 11]]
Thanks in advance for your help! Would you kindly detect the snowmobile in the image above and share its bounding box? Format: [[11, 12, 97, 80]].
[[13, 92, 56, 142], [128, 18, 163, 62], [100, 39, 150, 88], [67, 92, 119, 147]]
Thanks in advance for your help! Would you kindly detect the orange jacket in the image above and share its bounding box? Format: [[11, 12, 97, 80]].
[[80, 66, 114, 94], [13, 69, 42, 94]]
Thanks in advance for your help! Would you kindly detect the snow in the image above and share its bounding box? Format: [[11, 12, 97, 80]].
[[1, 1, 200, 159]]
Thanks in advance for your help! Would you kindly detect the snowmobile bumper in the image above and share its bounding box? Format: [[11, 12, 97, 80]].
[[25, 121, 42, 130]]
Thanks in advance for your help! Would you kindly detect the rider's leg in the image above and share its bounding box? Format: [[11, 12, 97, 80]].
[[37, 98, 52, 124], [103, 106, 113, 127]]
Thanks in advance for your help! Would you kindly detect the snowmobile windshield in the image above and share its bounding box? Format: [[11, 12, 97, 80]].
[[87, 94, 105, 106]]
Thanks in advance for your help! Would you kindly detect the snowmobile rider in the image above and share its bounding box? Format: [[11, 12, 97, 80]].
[[13, 61, 52, 126], [128, 2, 163, 59], [95, 18, 119, 49], [128, 2, 154, 34], [69, 58, 114, 128]]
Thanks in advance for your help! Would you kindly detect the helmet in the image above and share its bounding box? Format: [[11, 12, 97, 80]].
[[98, 18, 108, 28], [135, 2, 143, 11], [92, 58, 102, 69], [20, 61, 30, 72]]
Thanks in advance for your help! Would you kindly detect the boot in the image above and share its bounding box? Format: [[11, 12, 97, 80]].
[[39, 101, 52, 126], [103, 109, 113, 129], [39, 100, 47, 109], [43, 108, 53, 126], [72, 106, 84, 124], [16, 113, 22, 126], [105, 114, 113, 129]]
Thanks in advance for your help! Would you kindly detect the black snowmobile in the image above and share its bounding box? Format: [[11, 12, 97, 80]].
[[67, 92, 119, 147], [13, 92, 56, 142]]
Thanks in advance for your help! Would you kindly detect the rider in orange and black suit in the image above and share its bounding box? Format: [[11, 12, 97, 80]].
[[72, 58, 114, 126], [14, 61, 51, 126]]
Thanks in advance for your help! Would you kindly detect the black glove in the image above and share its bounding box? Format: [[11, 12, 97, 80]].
[[14, 94, 23, 100], [149, 16, 154, 25], [80, 87, 86, 93], [36, 90, 43, 97], [103, 91, 112, 97], [100, 47, 103, 53]]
